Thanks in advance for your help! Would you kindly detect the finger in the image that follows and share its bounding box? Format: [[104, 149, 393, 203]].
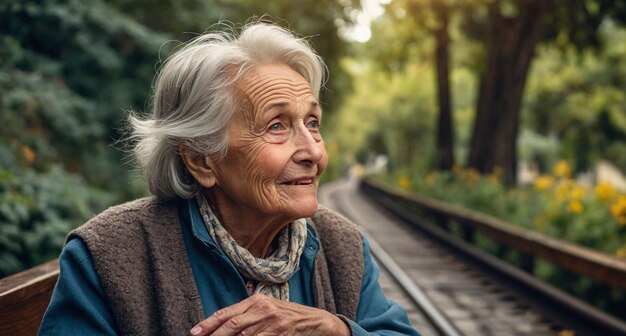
[[236, 312, 286, 336], [210, 309, 268, 336], [213, 295, 287, 336], [243, 301, 347, 336], [189, 295, 263, 335]]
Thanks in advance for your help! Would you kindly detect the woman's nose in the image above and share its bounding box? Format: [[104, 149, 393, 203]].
[[292, 125, 324, 166]]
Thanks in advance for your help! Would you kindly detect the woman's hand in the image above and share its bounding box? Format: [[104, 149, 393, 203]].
[[189, 294, 351, 336]]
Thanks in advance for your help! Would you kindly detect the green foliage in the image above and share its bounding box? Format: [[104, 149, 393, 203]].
[[389, 164, 626, 255], [0, 0, 167, 276], [332, 0, 626, 316], [348, 1, 626, 176], [326, 61, 437, 173], [543, 0, 626, 49], [326, 29, 478, 175], [518, 129, 560, 172], [230, 0, 360, 113], [107, 0, 360, 115], [0, 0, 167, 186], [523, 21, 626, 172], [105, 0, 222, 37], [0, 166, 114, 277]]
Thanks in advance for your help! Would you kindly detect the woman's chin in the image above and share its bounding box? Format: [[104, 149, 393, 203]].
[[274, 185, 320, 218], [282, 197, 319, 220]]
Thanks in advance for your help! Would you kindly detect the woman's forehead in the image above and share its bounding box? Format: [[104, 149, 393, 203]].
[[236, 63, 317, 118]]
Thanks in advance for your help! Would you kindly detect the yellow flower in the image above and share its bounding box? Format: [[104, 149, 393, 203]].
[[610, 196, 626, 226], [554, 179, 575, 202], [464, 168, 481, 183], [617, 245, 626, 259], [398, 175, 410, 189], [570, 186, 586, 200], [488, 166, 502, 183], [595, 182, 617, 202], [487, 174, 500, 184], [567, 200, 584, 214], [492, 166, 503, 178], [558, 330, 575, 336], [20, 145, 36, 164], [425, 171, 438, 185], [534, 175, 554, 191], [553, 160, 572, 178]]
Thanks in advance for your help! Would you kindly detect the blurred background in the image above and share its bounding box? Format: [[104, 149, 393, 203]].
[[1, 0, 626, 320]]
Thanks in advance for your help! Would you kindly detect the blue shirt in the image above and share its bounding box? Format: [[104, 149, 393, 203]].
[[39, 200, 419, 335]]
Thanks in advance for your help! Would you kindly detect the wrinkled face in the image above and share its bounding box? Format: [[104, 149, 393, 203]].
[[209, 63, 328, 222]]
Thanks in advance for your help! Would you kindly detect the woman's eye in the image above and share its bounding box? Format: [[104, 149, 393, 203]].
[[269, 122, 283, 131], [307, 120, 320, 129]]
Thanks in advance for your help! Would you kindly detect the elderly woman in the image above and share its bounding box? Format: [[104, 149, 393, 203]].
[[39, 22, 418, 335]]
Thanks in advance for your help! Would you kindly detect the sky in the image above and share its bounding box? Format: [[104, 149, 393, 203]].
[[340, 0, 391, 42]]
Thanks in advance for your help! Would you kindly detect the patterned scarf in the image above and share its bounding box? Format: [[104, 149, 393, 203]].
[[196, 195, 307, 301]]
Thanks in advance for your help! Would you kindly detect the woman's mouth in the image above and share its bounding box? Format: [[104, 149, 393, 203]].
[[281, 177, 315, 186]]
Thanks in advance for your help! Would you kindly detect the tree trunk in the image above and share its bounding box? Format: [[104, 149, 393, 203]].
[[467, 0, 547, 185], [433, 1, 454, 171]]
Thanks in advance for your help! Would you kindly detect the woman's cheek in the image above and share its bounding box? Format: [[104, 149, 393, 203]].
[[317, 146, 329, 175]]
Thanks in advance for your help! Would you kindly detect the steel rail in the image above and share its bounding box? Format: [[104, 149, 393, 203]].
[[367, 234, 463, 336], [327, 183, 463, 336]]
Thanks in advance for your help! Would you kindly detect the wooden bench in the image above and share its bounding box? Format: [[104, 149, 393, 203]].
[[0, 259, 59, 336]]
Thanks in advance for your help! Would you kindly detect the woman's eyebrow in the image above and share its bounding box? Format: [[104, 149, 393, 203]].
[[265, 101, 289, 111], [309, 101, 322, 114]]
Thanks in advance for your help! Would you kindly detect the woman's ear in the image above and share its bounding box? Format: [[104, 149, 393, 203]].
[[179, 144, 217, 188]]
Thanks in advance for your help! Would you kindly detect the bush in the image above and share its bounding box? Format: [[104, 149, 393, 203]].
[[0, 166, 114, 277], [390, 161, 626, 255], [0, 0, 162, 276]]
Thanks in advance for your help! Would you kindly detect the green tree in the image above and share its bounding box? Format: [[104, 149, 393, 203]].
[[432, 0, 455, 171], [465, 0, 626, 185], [0, 0, 166, 276], [523, 21, 626, 172], [0, 0, 166, 188], [366, 0, 459, 171], [368, 0, 626, 184]]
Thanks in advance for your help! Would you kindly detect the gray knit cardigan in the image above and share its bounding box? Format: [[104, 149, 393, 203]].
[[69, 197, 364, 335]]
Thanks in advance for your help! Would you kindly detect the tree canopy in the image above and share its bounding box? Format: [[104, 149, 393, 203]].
[[332, 0, 626, 184]]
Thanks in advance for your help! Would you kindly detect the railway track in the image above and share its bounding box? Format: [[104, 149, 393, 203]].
[[319, 177, 626, 336]]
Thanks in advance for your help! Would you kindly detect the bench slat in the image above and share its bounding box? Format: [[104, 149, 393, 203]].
[[0, 259, 59, 336]]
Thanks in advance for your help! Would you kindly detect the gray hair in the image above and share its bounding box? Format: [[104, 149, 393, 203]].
[[129, 22, 326, 199]]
